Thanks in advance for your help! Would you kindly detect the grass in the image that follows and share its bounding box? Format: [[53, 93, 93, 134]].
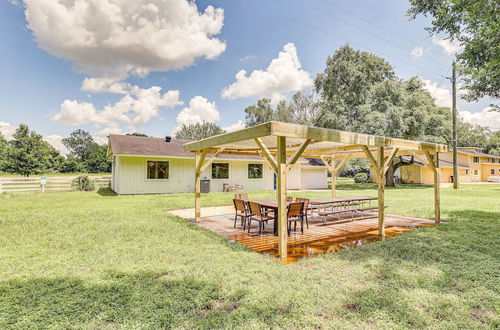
[[0, 183, 499, 328]]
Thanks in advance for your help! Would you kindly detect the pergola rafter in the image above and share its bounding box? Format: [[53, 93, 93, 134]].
[[184, 122, 447, 259]]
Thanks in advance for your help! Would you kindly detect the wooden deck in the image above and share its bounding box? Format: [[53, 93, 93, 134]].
[[169, 206, 436, 263]]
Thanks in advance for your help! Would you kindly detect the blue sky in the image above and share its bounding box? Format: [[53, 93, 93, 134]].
[[0, 0, 497, 152]]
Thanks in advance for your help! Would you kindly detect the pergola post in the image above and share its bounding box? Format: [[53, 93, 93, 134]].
[[331, 155, 337, 198], [424, 151, 441, 223], [377, 147, 385, 238], [276, 136, 287, 258], [194, 151, 202, 222]]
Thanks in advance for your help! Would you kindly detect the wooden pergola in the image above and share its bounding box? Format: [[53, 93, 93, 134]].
[[184, 122, 448, 258]]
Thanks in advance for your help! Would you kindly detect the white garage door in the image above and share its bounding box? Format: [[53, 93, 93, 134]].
[[301, 168, 327, 189]]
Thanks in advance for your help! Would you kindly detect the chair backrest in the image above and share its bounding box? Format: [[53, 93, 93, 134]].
[[248, 201, 262, 216], [288, 202, 303, 217], [235, 193, 249, 200], [286, 196, 293, 202], [233, 199, 246, 213], [296, 197, 309, 209]]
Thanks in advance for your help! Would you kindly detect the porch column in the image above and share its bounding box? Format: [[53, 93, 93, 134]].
[[377, 147, 385, 238], [276, 136, 288, 258]]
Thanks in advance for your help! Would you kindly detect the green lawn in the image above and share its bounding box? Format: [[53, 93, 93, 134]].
[[0, 183, 498, 328]]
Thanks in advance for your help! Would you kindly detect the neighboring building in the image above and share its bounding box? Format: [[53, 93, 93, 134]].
[[107, 134, 328, 194], [371, 147, 500, 184]]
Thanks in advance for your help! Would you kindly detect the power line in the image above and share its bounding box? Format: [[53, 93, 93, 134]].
[[244, 0, 449, 83], [293, 0, 450, 68], [319, 0, 451, 62]]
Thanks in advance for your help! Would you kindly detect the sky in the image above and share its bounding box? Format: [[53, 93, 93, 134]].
[[0, 0, 498, 154]]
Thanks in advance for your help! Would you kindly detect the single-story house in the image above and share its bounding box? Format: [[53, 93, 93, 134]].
[[107, 134, 328, 194], [370, 147, 500, 184]]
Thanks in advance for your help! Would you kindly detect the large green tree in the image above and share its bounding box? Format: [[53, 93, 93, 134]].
[[315, 46, 452, 185], [174, 122, 225, 140], [5, 124, 59, 176], [408, 0, 500, 106], [62, 129, 110, 173]]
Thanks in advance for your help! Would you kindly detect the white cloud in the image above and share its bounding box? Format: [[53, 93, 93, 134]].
[[81, 77, 130, 94], [94, 127, 124, 136], [222, 120, 245, 132], [23, 0, 226, 78], [44, 135, 68, 155], [221, 43, 312, 102], [175, 96, 220, 131], [422, 79, 452, 108], [411, 46, 424, 58], [239, 55, 255, 62], [0, 122, 17, 140], [460, 107, 500, 129], [52, 85, 183, 130], [432, 37, 463, 55]]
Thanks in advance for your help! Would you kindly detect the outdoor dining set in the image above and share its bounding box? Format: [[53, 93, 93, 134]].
[[233, 193, 378, 236]]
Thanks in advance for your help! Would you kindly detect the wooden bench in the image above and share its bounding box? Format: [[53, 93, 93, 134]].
[[318, 206, 381, 224]]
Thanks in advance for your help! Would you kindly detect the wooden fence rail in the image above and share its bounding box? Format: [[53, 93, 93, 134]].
[[0, 176, 111, 193]]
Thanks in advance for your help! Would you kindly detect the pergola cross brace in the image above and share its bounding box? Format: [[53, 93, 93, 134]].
[[320, 155, 348, 198]]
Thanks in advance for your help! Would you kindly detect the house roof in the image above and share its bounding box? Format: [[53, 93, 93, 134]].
[[410, 157, 469, 169], [457, 149, 500, 159], [108, 134, 324, 166], [108, 134, 260, 160]]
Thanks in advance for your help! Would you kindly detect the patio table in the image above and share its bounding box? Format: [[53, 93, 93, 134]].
[[247, 199, 292, 235]]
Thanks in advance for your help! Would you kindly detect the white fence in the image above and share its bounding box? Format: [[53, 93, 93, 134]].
[[0, 175, 111, 193]]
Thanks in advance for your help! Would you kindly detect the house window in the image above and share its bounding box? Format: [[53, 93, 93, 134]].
[[473, 156, 479, 163], [474, 169, 479, 176], [248, 164, 263, 179], [147, 161, 169, 179], [491, 169, 495, 175], [465, 169, 469, 175], [212, 163, 229, 179]]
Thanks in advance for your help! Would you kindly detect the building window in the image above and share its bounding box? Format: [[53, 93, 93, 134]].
[[147, 161, 169, 179], [212, 163, 229, 179], [473, 156, 479, 163], [248, 164, 263, 179], [474, 169, 479, 176], [465, 169, 469, 175], [491, 169, 495, 175]]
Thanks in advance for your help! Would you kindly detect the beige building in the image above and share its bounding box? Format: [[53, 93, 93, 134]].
[[107, 134, 328, 194], [394, 147, 500, 184]]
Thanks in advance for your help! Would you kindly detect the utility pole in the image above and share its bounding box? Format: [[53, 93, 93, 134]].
[[452, 61, 459, 189]]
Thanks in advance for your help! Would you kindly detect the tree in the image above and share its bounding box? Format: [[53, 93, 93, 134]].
[[85, 145, 111, 173], [126, 132, 148, 137], [174, 122, 225, 140], [62, 129, 98, 162], [244, 89, 320, 127], [5, 124, 58, 176], [0, 133, 7, 171], [59, 157, 84, 173], [408, 0, 500, 106], [315, 46, 453, 186]]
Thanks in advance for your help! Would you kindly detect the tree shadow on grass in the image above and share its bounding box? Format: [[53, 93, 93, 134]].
[[96, 188, 117, 196], [331, 210, 500, 327], [0, 271, 294, 329], [336, 183, 432, 191]]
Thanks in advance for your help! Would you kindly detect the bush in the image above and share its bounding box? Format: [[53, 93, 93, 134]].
[[354, 172, 368, 183], [72, 176, 95, 191]]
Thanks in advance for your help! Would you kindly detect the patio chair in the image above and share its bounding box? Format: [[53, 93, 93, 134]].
[[233, 199, 249, 229], [295, 198, 311, 229], [287, 202, 305, 235], [235, 193, 249, 200], [247, 201, 274, 236]]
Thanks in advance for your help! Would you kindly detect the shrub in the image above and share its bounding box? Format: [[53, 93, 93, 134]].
[[354, 172, 368, 183], [72, 176, 95, 191]]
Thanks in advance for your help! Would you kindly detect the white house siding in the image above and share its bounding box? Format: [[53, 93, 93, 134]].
[[286, 165, 302, 190], [114, 156, 277, 194], [301, 167, 328, 189]]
